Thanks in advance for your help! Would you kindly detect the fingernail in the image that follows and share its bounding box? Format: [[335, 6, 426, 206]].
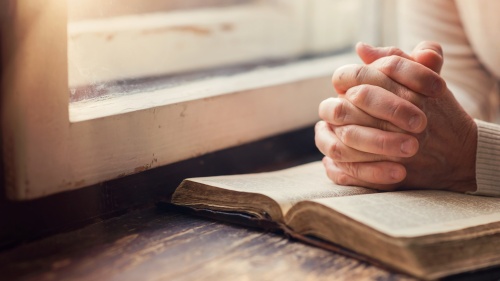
[[390, 169, 403, 180], [408, 115, 422, 131], [400, 139, 416, 155]]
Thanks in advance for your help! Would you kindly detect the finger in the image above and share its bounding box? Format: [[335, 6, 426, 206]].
[[318, 97, 404, 133], [371, 55, 446, 98], [344, 85, 427, 133], [332, 64, 423, 107], [333, 124, 419, 158], [411, 41, 443, 74], [356, 42, 412, 65], [315, 121, 391, 162], [356, 41, 443, 74], [323, 157, 405, 188]]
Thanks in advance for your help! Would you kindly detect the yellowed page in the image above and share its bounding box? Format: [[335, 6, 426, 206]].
[[189, 161, 374, 215], [313, 190, 500, 237]]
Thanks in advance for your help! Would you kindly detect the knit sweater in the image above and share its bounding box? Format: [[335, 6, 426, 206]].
[[398, 0, 500, 195]]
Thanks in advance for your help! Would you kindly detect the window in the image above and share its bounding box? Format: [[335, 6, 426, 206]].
[[68, 0, 362, 109], [2, 0, 393, 200]]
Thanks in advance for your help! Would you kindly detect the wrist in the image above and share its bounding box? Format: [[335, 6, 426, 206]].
[[450, 119, 477, 193]]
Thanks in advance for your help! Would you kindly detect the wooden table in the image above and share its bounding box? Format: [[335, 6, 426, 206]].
[[0, 206, 498, 281]]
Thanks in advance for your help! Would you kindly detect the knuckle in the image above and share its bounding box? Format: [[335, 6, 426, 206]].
[[374, 134, 388, 154], [331, 99, 347, 124], [314, 123, 328, 149], [318, 99, 329, 120], [328, 140, 342, 161], [348, 85, 370, 107], [335, 126, 348, 143], [335, 173, 350, 185], [331, 70, 339, 86], [387, 101, 404, 120], [394, 87, 423, 108], [353, 65, 368, 84], [337, 126, 358, 146], [314, 126, 325, 148], [314, 121, 324, 133], [376, 119, 390, 132], [345, 162, 360, 179], [382, 55, 403, 74], [387, 46, 404, 56], [331, 65, 354, 89]]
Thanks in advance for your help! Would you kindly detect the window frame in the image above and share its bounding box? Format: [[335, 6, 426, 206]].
[[2, 0, 367, 200]]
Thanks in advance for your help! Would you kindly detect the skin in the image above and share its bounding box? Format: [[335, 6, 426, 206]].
[[315, 41, 477, 193]]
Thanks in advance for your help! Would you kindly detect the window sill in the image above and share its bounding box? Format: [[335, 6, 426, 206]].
[[70, 53, 358, 122], [2, 0, 363, 200], [6, 20, 357, 199]]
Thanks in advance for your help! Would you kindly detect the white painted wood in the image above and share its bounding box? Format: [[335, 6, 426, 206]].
[[381, 0, 399, 46], [70, 54, 357, 122], [2, 0, 368, 200], [67, 0, 252, 21], [68, 2, 308, 87], [67, 0, 364, 89], [360, 0, 382, 46], [2, 0, 71, 199], [307, 0, 362, 53]]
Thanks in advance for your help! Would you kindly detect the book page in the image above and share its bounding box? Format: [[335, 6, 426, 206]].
[[190, 161, 374, 215], [313, 190, 500, 237]]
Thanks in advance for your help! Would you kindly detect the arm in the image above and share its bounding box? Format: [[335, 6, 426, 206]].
[[404, 0, 500, 196], [398, 0, 499, 121], [316, 1, 500, 196]]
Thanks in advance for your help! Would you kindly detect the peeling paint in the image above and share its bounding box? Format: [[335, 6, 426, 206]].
[[134, 165, 150, 173], [134, 158, 159, 173]]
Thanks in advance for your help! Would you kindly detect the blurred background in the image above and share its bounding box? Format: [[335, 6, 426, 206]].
[[67, 0, 397, 102]]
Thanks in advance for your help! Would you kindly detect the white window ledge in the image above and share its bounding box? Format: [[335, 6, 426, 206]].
[[2, 0, 364, 200], [70, 53, 358, 122]]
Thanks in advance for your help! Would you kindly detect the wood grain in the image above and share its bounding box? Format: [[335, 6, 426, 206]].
[[2, 205, 499, 280], [0, 207, 416, 281], [0, 126, 320, 249]]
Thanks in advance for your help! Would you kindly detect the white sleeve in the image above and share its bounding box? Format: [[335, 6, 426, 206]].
[[398, 0, 499, 121], [399, 0, 500, 196], [472, 120, 500, 196]]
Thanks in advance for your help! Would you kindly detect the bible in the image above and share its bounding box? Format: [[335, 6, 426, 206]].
[[171, 161, 500, 279]]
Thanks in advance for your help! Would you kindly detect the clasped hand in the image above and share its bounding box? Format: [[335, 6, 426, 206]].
[[315, 42, 477, 193]]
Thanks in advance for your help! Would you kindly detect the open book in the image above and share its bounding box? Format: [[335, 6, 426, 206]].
[[171, 161, 500, 280]]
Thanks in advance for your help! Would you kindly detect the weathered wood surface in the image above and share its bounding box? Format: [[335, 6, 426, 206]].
[[1, 206, 498, 281]]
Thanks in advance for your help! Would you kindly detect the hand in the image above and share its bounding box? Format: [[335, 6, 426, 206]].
[[315, 42, 478, 193]]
